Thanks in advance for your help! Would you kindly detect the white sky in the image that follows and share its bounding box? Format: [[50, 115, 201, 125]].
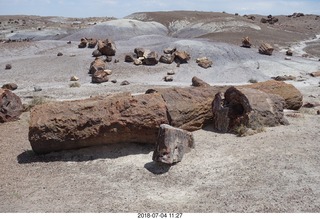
[[0, 0, 320, 18]]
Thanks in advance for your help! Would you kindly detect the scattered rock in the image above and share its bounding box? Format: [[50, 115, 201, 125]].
[[152, 124, 194, 164], [29, 93, 169, 154], [92, 49, 102, 57], [2, 83, 18, 91], [120, 80, 130, 86], [5, 64, 12, 70], [67, 41, 71, 44], [261, 15, 279, 24], [111, 79, 117, 83], [310, 71, 320, 77], [87, 38, 98, 48], [174, 51, 190, 63], [114, 59, 119, 63], [303, 102, 316, 108], [0, 88, 23, 123], [92, 70, 109, 83], [259, 43, 274, 55], [271, 75, 296, 81], [159, 54, 175, 64], [134, 48, 145, 57], [125, 53, 135, 62], [196, 57, 213, 69], [70, 76, 79, 81], [134, 59, 143, 66], [285, 57, 291, 60], [57, 52, 63, 56], [245, 80, 303, 110], [167, 70, 175, 75], [89, 58, 106, 75], [78, 38, 87, 48], [97, 39, 116, 56], [192, 76, 210, 87], [69, 82, 80, 88], [241, 36, 252, 48], [286, 49, 293, 56], [163, 47, 176, 54], [34, 86, 42, 92], [105, 56, 112, 62], [317, 110, 320, 115], [163, 76, 173, 82], [143, 51, 158, 65], [212, 87, 288, 133]]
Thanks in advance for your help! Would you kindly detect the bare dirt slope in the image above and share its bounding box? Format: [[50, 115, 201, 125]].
[[0, 11, 320, 213]]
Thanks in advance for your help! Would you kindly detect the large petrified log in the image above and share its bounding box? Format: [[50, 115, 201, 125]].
[[152, 124, 194, 164], [0, 88, 23, 123], [97, 39, 116, 56], [245, 80, 303, 110], [212, 87, 289, 132], [29, 93, 169, 154]]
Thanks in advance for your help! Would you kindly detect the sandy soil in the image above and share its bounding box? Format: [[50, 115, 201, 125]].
[[1, 11, 320, 213]]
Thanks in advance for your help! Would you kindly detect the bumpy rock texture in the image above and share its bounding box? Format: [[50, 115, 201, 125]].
[[152, 124, 194, 164], [0, 89, 23, 123], [97, 39, 116, 56], [212, 87, 289, 132], [29, 93, 169, 154]]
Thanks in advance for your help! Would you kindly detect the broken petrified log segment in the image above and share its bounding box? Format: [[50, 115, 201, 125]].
[[78, 38, 87, 48], [29, 93, 169, 154], [196, 57, 213, 69], [152, 87, 225, 131], [174, 51, 190, 63], [245, 80, 303, 110], [0, 88, 23, 123], [192, 76, 210, 87], [212, 87, 289, 132], [143, 51, 158, 65], [152, 124, 194, 164], [310, 71, 320, 77], [258, 43, 274, 55], [92, 70, 109, 83], [89, 58, 106, 75], [97, 39, 116, 56], [242, 36, 252, 48]]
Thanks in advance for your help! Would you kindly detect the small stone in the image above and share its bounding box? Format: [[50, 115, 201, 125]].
[[70, 76, 79, 81], [34, 86, 42, 92], [111, 79, 117, 83], [57, 52, 63, 56], [285, 57, 291, 60], [92, 49, 102, 57], [120, 80, 130, 86], [286, 49, 293, 56], [67, 41, 71, 44], [5, 64, 12, 70], [105, 56, 112, 62], [164, 76, 173, 82], [114, 59, 119, 63], [167, 70, 175, 75], [134, 59, 143, 66], [2, 83, 18, 91]]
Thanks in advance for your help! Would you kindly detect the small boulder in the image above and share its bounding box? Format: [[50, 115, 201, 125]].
[[89, 58, 106, 75], [163, 76, 173, 82], [196, 57, 213, 69], [191, 76, 210, 87], [87, 38, 98, 48], [2, 83, 18, 91], [152, 124, 194, 164], [70, 76, 79, 81], [92, 70, 109, 84], [5, 64, 12, 70], [125, 53, 135, 62], [159, 54, 175, 64], [120, 80, 130, 86], [241, 36, 252, 48], [92, 49, 102, 57], [174, 51, 190, 63], [78, 38, 87, 48], [143, 51, 158, 65], [259, 43, 274, 55], [0, 89, 23, 123], [105, 56, 112, 62], [286, 49, 293, 56], [97, 39, 116, 56], [134, 48, 145, 57]]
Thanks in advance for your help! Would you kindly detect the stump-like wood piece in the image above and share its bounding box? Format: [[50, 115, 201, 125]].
[[0, 89, 23, 123]]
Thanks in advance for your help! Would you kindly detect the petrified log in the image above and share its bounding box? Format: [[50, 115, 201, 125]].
[[258, 43, 274, 55], [87, 38, 97, 48], [98, 39, 116, 56], [152, 124, 194, 164], [125, 53, 135, 62], [2, 83, 18, 91], [89, 58, 106, 75], [191, 76, 210, 87], [212, 87, 289, 132], [134, 48, 145, 58], [245, 80, 303, 110], [174, 51, 190, 63], [92, 70, 109, 83], [143, 51, 158, 65], [310, 71, 320, 77], [78, 38, 87, 48], [159, 54, 175, 64], [242, 36, 252, 48], [29, 93, 169, 154], [0, 88, 23, 123], [196, 57, 213, 69]]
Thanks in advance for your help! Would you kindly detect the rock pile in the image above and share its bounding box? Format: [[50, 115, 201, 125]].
[[261, 15, 279, 24]]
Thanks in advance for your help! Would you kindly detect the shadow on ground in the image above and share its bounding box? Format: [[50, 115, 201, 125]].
[[17, 142, 155, 164]]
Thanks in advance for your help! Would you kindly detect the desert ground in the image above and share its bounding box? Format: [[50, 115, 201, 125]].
[[0, 11, 320, 212]]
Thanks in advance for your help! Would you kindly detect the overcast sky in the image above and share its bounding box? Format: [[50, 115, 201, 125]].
[[1, 0, 320, 18]]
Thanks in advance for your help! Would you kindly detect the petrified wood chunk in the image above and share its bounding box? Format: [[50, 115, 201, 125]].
[[259, 43, 274, 55], [0, 88, 23, 123], [152, 124, 194, 164]]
